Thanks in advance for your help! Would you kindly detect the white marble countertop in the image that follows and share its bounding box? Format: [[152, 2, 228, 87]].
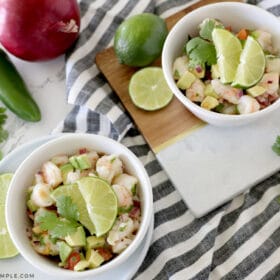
[[0, 52, 73, 157]]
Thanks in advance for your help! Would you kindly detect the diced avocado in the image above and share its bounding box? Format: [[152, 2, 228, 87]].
[[176, 71, 196, 90], [86, 249, 104, 268], [69, 154, 91, 170], [65, 226, 86, 247], [204, 83, 218, 98], [247, 85, 266, 97], [265, 55, 280, 74], [27, 199, 39, 212], [86, 236, 105, 249], [201, 96, 219, 110], [118, 205, 133, 214], [211, 64, 220, 79], [189, 65, 205, 79], [60, 163, 74, 184], [74, 260, 89, 271], [57, 241, 73, 263]]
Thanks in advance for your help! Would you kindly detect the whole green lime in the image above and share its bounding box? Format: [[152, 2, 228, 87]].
[[114, 13, 168, 67]]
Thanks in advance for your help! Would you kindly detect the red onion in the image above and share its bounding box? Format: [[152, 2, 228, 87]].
[[0, 0, 80, 61]]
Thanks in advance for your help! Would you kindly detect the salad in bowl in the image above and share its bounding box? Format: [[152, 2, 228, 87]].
[[162, 2, 280, 126]]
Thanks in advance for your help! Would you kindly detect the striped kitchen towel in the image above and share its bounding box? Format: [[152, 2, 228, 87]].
[[54, 0, 280, 279]]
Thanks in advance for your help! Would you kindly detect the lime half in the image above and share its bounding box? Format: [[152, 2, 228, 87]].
[[51, 184, 96, 235], [0, 173, 19, 259], [129, 67, 173, 111], [77, 177, 118, 237], [232, 36, 265, 88], [212, 28, 242, 84]]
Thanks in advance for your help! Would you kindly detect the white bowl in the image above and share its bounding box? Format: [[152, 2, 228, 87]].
[[5, 133, 153, 279], [162, 2, 280, 126]]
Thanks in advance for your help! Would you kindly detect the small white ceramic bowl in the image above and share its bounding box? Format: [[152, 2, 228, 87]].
[[162, 2, 280, 126], [6, 133, 153, 279]]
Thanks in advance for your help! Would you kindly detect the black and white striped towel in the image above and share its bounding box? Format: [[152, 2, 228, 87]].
[[54, 0, 280, 279]]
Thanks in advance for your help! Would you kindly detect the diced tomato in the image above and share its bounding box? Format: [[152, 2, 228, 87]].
[[225, 26, 232, 32], [65, 251, 81, 270], [236, 28, 248, 40], [79, 148, 88, 154], [96, 248, 113, 261], [129, 206, 140, 219]]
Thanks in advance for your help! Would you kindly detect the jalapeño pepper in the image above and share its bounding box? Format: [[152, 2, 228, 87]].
[[0, 50, 41, 122]]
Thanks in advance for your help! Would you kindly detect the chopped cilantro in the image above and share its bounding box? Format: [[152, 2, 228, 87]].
[[36, 209, 79, 238], [186, 37, 217, 68], [56, 195, 79, 222], [272, 136, 280, 155], [199, 18, 224, 41]]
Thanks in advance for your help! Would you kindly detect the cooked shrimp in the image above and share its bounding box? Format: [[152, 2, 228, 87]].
[[211, 79, 242, 104], [237, 95, 260, 114], [51, 155, 69, 166], [112, 184, 133, 209], [96, 155, 123, 184], [65, 170, 81, 184], [254, 30, 275, 54], [107, 213, 134, 253], [113, 173, 138, 195], [186, 79, 205, 102], [31, 233, 59, 256], [111, 238, 132, 254], [30, 183, 54, 207], [86, 151, 99, 169], [41, 161, 63, 188], [259, 72, 279, 94]]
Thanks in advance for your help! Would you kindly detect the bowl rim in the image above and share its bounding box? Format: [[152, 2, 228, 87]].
[[162, 1, 280, 123], [6, 133, 153, 278]]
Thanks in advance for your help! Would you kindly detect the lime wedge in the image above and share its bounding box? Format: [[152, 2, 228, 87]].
[[51, 184, 96, 235], [232, 36, 265, 88], [76, 177, 118, 237], [212, 28, 242, 84], [0, 173, 19, 259], [129, 67, 173, 111]]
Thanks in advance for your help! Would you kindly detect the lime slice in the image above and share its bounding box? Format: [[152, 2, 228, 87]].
[[51, 184, 96, 235], [0, 173, 19, 259], [232, 36, 265, 88], [76, 177, 118, 237], [129, 67, 173, 111], [212, 28, 242, 84]]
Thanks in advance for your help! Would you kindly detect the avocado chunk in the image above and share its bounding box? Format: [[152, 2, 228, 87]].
[[74, 260, 89, 271], [69, 154, 91, 170], [86, 249, 105, 268], [176, 71, 196, 90], [60, 163, 74, 184], [189, 65, 205, 79], [86, 236, 105, 249], [211, 64, 220, 79], [204, 83, 218, 98], [27, 199, 39, 212], [246, 85, 266, 97], [57, 241, 72, 263], [65, 226, 86, 247], [201, 96, 219, 110]]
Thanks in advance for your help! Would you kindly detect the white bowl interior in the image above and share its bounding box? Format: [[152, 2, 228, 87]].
[[6, 133, 153, 278], [162, 2, 280, 126]]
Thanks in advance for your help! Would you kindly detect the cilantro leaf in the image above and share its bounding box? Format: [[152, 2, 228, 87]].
[[186, 37, 217, 67], [50, 219, 79, 238], [36, 209, 79, 238], [272, 135, 280, 155], [56, 195, 79, 222], [199, 18, 224, 41]]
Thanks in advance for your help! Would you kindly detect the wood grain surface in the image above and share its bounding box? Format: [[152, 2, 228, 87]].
[[96, 0, 242, 153]]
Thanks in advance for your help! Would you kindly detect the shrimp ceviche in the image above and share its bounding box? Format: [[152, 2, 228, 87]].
[[173, 18, 280, 115], [26, 148, 141, 271]]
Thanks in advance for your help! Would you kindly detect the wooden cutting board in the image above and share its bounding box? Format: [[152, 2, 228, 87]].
[[96, 0, 242, 153]]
